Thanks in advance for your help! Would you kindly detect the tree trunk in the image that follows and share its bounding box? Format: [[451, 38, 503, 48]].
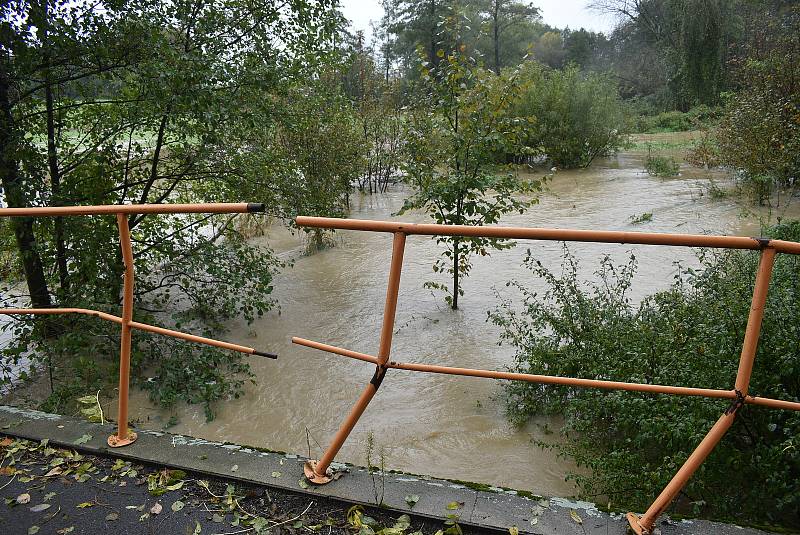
[[493, 0, 501, 74], [429, 0, 438, 67], [39, 0, 69, 296], [0, 64, 53, 311], [452, 236, 460, 310], [45, 62, 69, 295]]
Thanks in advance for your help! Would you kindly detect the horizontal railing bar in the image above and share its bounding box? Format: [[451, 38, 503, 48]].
[[295, 217, 800, 255], [393, 361, 800, 410], [387, 361, 735, 398], [292, 337, 379, 364], [293, 337, 800, 410], [0, 202, 265, 217], [0, 308, 276, 358], [747, 396, 800, 411], [0, 307, 123, 323]]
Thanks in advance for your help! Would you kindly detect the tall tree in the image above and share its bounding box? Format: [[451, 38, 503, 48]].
[[387, 0, 455, 75], [401, 44, 542, 309], [481, 0, 539, 74]]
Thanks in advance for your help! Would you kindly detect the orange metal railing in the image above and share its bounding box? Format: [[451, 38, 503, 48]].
[[291, 216, 800, 535], [0, 203, 277, 448], [2, 205, 799, 534]]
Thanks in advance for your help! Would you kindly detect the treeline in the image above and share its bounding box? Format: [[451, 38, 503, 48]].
[[371, 0, 794, 112]]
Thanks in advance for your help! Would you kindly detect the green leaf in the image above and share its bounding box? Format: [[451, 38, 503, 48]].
[[404, 494, 419, 508], [74, 434, 92, 445], [171, 500, 185, 512]]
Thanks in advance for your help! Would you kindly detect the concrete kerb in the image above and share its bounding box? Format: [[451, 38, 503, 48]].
[[0, 405, 778, 535]]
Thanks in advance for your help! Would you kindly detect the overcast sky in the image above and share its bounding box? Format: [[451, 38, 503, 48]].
[[339, 0, 618, 42]]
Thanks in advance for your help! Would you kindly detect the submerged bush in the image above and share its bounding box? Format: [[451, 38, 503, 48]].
[[514, 64, 628, 168], [645, 152, 680, 177], [490, 221, 800, 527]]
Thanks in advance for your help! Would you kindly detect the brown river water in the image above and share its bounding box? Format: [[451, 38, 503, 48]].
[[128, 134, 799, 496]]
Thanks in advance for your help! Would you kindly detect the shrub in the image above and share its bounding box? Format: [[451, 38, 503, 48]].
[[645, 152, 680, 177], [489, 221, 800, 527], [514, 64, 628, 168], [634, 105, 721, 133]]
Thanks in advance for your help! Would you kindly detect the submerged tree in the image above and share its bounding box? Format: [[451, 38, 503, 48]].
[[400, 40, 542, 309], [0, 0, 343, 416]]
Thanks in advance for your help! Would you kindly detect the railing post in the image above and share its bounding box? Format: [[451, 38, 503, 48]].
[[107, 213, 138, 447], [627, 246, 776, 534], [304, 231, 406, 483]]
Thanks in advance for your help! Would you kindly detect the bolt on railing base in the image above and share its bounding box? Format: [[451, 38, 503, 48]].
[[107, 431, 137, 448], [626, 512, 650, 534], [303, 460, 333, 484]]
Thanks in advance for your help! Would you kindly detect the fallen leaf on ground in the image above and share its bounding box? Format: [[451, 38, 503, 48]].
[[171, 500, 184, 512], [0, 466, 15, 475], [74, 434, 92, 445], [16, 493, 31, 504], [230, 465, 238, 473], [30, 504, 51, 512], [0, 437, 12, 447], [28, 526, 39, 535], [56, 527, 75, 534], [44, 467, 62, 477], [446, 501, 463, 510], [404, 494, 419, 508], [570, 510, 583, 525], [509, 527, 519, 535], [271, 471, 281, 478], [106, 512, 119, 521], [77, 502, 94, 508], [43, 493, 56, 502], [150, 502, 162, 515]]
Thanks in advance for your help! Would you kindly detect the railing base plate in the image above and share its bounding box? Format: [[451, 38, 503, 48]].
[[626, 512, 650, 534], [303, 460, 332, 484], [107, 431, 137, 448]]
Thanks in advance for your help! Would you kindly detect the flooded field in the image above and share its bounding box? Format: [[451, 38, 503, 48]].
[[122, 137, 797, 495]]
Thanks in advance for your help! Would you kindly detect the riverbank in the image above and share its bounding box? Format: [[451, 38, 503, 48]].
[[0, 405, 784, 535]]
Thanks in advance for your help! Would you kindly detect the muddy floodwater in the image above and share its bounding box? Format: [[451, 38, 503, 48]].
[[129, 135, 799, 496]]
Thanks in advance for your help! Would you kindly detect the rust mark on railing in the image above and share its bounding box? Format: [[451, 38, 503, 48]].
[[292, 216, 800, 535], [0, 203, 277, 449]]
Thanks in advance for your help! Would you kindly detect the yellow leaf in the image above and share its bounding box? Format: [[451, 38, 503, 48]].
[[346, 505, 363, 528], [77, 502, 94, 508], [509, 528, 519, 535], [569, 509, 583, 524]]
